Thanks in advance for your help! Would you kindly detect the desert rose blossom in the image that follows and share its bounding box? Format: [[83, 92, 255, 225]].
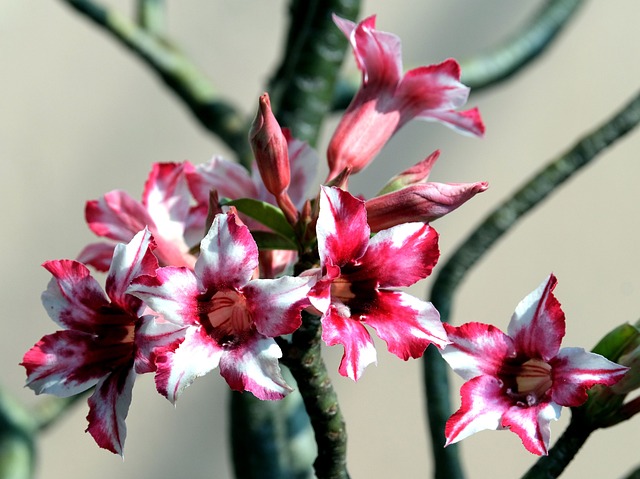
[[310, 186, 448, 381], [21, 229, 181, 454], [128, 211, 313, 401], [326, 14, 484, 180], [440, 274, 628, 455], [79, 162, 200, 271]]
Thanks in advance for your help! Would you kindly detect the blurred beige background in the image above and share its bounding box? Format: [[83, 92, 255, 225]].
[[2, 1, 639, 478]]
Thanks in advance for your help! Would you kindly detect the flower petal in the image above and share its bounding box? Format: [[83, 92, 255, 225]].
[[317, 186, 370, 268], [363, 291, 448, 359], [334, 14, 402, 88], [22, 330, 125, 397], [76, 242, 116, 272], [244, 275, 312, 337], [508, 274, 565, 361], [550, 347, 629, 407], [419, 107, 485, 137], [187, 155, 259, 204], [501, 401, 561, 456], [396, 59, 469, 113], [445, 375, 511, 446], [321, 307, 377, 381], [218, 335, 291, 400], [128, 266, 200, 326], [353, 222, 439, 287], [441, 322, 516, 380], [85, 190, 151, 242], [106, 228, 157, 311], [195, 212, 259, 291], [154, 326, 222, 404], [134, 314, 188, 374], [86, 366, 135, 455], [41, 260, 110, 331]]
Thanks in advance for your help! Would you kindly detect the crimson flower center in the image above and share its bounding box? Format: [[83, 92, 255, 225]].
[[505, 358, 553, 406], [202, 290, 253, 349]]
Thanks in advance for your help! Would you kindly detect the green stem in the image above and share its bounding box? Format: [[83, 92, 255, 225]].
[[269, 0, 360, 146], [460, 0, 584, 92], [230, 377, 315, 479], [424, 90, 640, 478], [520, 411, 593, 479], [60, 0, 252, 167], [279, 312, 350, 479], [136, 0, 166, 37]]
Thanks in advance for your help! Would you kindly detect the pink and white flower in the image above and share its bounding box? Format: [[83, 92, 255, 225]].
[[327, 15, 484, 180], [21, 229, 177, 455], [79, 162, 201, 271], [128, 211, 312, 401], [440, 274, 629, 455], [310, 186, 448, 381]]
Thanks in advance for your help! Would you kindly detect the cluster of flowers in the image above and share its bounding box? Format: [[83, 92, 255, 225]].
[[22, 14, 627, 458]]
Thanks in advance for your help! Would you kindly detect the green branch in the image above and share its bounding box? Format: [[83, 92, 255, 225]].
[[279, 312, 350, 479], [460, 0, 584, 92], [423, 89, 640, 479], [60, 0, 252, 167], [269, 0, 360, 146]]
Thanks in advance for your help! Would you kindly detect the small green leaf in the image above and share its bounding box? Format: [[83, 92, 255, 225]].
[[592, 323, 640, 361], [222, 198, 296, 241], [250, 231, 297, 251]]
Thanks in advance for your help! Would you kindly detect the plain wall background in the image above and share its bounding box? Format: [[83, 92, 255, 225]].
[[2, 1, 639, 478]]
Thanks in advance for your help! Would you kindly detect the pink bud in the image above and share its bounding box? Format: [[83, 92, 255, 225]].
[[365, 181, 488, 232], [250, 93, 291, 197]]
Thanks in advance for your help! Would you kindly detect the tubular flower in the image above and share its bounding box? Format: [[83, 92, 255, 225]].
[[79, 162, 200, 271], [21, 229, 178, 455], [310, 186, 448, 381], [128, 211, 313, 401], [440, 274, 629, 455], [326, 14, 484, 180]]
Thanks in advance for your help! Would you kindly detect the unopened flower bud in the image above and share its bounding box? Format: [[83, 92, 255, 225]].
[[250, 93, 290, 197], [365, 181, 488, 232]]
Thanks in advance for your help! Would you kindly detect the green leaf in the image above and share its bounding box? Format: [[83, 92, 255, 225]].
[[592, 323, 640, 362], [222, 198, 296, 241], [250, 231, 297, 251]]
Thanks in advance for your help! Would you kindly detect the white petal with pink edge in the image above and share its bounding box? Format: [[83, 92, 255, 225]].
[[155, 326, 222, 404], [356, 222, 438, 288], [501, 401, 561, 456], [86, 366, 136, 456], [441, 322, 516, 381], [41, 260, 110, 331], [508, 274, 565, 361], [244, 275, 312, 337], [364, 291, 448, 360], [22, 331, 107, 397], [106, 228, 157, 310], [128, 266, 200, 326], [317, 187, 370, 268], [321, 308, 377, 381], [196, 213, 259, 291], [550, 347, 629, 407], [219, 336, 291, 400], [445, 375, 511, 446]]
